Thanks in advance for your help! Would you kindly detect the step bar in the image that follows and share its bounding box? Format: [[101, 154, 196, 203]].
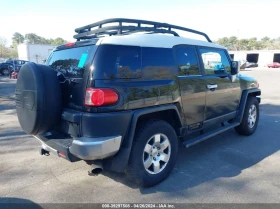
[[182, 122, 240, 148]]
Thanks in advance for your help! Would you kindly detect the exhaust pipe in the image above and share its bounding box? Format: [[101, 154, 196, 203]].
[[88, 160, 103, 176]]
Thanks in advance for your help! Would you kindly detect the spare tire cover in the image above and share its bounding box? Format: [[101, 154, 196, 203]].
[[16, 62, 62, 135]]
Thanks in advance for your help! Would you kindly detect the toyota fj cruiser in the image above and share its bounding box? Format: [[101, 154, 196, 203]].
[[15, 18, 261, 187]]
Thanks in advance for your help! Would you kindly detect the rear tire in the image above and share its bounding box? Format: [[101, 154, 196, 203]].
[[127, 120, 178, 187], [235, 97, 259, 136]]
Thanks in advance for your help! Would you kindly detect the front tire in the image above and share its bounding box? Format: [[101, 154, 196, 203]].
[[235, 97, 259, 136], [127, 120, 178, 187]]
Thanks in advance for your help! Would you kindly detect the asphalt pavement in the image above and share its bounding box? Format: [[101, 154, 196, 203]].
[[0, 68, 279, 204]]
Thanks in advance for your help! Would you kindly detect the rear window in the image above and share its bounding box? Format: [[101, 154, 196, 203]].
[[93, 45, 141, 79], [47, 45, 96, 78]]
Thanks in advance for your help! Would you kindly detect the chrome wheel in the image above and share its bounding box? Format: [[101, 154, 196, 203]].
[[248, 104, 257, 129], [143, 133, 171, 175]]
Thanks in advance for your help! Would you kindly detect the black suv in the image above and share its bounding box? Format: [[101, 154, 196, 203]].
[[0, 59, 28, 76], [15, 18, 261, 187]]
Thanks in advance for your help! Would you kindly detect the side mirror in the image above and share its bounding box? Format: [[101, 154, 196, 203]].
[[231, 61, 240, 75]]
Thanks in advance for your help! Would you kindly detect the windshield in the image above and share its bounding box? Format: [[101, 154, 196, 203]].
[[47, 45, 96, 78]]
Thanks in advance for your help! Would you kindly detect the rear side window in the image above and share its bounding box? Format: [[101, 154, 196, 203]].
[[141, 47, 177, 79], [93, 45, 141, 79], [175, 46, 200, 76], [47, 45, 95, 78]]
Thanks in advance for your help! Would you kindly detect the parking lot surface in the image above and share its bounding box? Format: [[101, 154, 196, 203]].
[[0, 68, 279, 203]]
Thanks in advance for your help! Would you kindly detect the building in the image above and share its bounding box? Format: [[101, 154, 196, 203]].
[[229, 50, 280, 67], [18, 44, 55, 64]]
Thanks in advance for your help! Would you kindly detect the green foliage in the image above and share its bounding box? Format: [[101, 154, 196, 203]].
[[0, 37, 17, 59], [216, 36, 280, 50], [1, 32, 68, 59], [10, 32, 68, 46], [50, 38, 67, 46], [12, 32, 24, 45], [25, 33, 43, 44]]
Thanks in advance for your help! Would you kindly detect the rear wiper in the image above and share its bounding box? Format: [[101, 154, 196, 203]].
[[57, 72, 81, 84]]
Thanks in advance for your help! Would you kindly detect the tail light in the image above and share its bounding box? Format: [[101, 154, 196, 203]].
[[85, 88, 119, 106]]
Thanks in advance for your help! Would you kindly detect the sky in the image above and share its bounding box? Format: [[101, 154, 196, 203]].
[[0, 0, 279, 46]]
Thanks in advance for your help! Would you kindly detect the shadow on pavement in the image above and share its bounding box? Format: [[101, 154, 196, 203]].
[[102, 103, 280, 195], [0, 197, 42, 209], [0, 131, 25, 138]]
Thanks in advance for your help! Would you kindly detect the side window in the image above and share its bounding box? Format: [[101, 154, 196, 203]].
[[175, 47, 200, 76], [141, 47, 177, 79], [199, 48, 231, 74], [94, 45, 141, 79]]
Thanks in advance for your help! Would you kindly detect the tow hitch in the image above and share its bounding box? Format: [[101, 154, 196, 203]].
[[40, 148, 50, 156]]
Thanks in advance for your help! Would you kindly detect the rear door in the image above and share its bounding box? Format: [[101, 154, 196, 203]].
[[174, 45, 206, 126], [197, 48, 241, 120], [46, 44, 97, 111]]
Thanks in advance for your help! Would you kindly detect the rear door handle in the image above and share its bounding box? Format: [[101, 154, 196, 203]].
[[207, 84, 218, 89]]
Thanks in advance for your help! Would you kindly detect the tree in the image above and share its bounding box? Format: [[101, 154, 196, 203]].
[[261, 36, 270, 42], [24, 33, 67, 45], [216, 37, 230, 49], [227, 36, 238, 50], [12, 32, 24, 45], [39, 37, 51, 45], [25, 33, 42, 44], [216, 36, 239, 50], [0, 37, 17, 58], [247, 38, 259, 50], [215, 36, 280, 50], [9, 48, 18, 58], [0, 37, 7, 58], [51, 37, 67, 46], [238, 39, 249, 50]]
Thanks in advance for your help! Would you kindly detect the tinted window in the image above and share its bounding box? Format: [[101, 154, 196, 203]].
[[94, 45, 141, 79], [47, 45, 96, 78], [175, 47, 200, 76], [199, 48, 231, 74], [142, 47, 177, 79]]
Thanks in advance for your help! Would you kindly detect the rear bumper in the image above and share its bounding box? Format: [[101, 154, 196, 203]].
[[35, 132, 122, 161], [35, 109, 132, 162], [70, 136, 122, 160]]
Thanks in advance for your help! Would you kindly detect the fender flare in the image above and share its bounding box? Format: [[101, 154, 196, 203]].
[[103, 104, 183, 172], [236, 88, 261, 123]]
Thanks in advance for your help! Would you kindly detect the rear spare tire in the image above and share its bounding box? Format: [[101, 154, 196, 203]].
[[15, 62, 62, 135]]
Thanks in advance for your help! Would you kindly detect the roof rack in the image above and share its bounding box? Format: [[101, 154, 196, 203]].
[[73, 18, 212, 42]]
